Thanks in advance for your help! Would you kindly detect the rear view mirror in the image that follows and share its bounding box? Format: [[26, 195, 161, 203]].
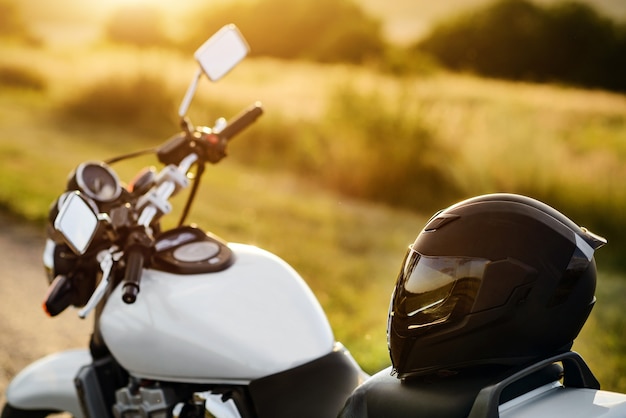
[[179, 24, 250, 118], [195, 24, 249, 81], [54, 192, 100, 255]]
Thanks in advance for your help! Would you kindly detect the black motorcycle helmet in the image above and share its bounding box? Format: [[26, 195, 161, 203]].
[[388, 193, 606, 379]]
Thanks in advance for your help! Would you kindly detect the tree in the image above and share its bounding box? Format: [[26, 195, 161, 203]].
[[417, 0, 626, 92]]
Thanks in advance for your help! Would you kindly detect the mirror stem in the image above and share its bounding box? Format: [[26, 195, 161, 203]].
[[178, 68, 203, 118], [181, 117, 194, 136]]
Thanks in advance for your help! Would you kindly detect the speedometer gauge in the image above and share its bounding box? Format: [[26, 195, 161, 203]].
[[69, 162, 122, 202]]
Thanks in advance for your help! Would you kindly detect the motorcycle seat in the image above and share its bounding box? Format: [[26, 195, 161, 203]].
[[338, 362, 563, 418]]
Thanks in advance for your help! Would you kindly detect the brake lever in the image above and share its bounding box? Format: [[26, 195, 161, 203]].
[[78, 247, 122, 319]]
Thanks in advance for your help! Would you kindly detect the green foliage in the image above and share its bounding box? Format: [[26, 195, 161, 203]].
[[378, 47, 441, 77], [320, 84, 460, 210], [56, 74, 178, 138], [183, 0, 386, 64], [229, 83, 459, 212], [417, 0, 626, 92], [0, 64, 46, 91], [575, 272, 626, 392], [542, 1, 626, 91], [105, 5, 171, 48], [419, 0, 546, 77]]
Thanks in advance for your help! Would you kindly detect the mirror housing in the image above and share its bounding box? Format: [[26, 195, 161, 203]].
[[54, 192, 100, 255], [178, 24, 250, 118], [195, 24, 249, 81]]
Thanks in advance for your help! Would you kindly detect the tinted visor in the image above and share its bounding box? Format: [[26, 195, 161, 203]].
[[393, 246, 490, 331]]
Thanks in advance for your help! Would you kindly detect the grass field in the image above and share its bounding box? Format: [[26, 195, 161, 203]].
[[1, 39, 626, 393]]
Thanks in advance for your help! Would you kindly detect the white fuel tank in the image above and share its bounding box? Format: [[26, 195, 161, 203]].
[[99, 243, 335, 383]]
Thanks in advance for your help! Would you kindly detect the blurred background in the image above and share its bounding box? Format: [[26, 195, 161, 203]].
[[1, 0, 626, 392]]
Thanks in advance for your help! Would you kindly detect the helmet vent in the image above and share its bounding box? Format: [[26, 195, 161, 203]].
[[548, 269, 582, 307], [423, 214, 460, 232]]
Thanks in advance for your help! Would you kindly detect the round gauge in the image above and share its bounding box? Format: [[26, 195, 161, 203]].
[[73, 162, 122, 202], [173, 242, 220, 262]]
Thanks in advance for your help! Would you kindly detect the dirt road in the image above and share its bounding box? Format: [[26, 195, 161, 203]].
[[0, 213, 91, 408]]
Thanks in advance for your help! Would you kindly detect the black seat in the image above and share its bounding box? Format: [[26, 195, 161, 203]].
[[339, 362, 564, 418]]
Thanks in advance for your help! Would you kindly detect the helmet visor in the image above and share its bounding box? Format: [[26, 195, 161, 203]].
[[394, 246, 490, 331]]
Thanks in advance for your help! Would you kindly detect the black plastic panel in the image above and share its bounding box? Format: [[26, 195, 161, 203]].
[[151, 226, 234, 274]]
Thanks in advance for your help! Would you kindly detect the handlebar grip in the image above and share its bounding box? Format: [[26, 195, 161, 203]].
[[122, 249, 144, 304], [218, 102, 264, 141]]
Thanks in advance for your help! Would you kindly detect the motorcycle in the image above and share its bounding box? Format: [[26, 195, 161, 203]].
[[2, 25, 365, 418]]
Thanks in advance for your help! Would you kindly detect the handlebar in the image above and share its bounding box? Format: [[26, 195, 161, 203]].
[[70, 104, 263, 306], [217, 102, 264, 141], [122, 248, 144, 304], [157, 102, 263, 168], [119, 106, 264, 304]]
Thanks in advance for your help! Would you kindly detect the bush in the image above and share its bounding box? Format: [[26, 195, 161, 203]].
[[57, 74, 177, 138], [417, 0, 626, 92], [320, 85, 460, 210], [229, 83, 460, 212], [183, 0, 386, 64], [0, 65, 46, 91], [378, 46, 441, 77]]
